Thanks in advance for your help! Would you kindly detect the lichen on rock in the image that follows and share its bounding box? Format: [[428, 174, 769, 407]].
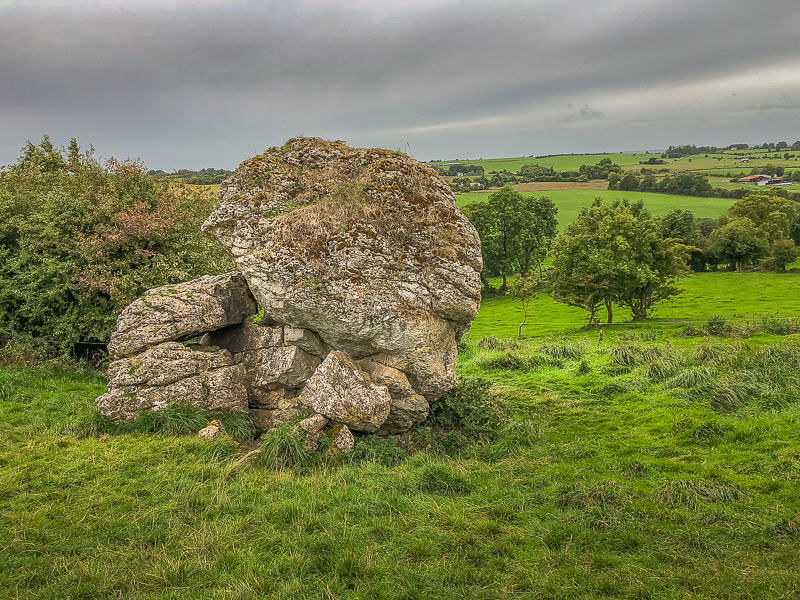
[[96, 137, 482, 442]]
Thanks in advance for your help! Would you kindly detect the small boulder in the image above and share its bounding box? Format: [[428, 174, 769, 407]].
[[359, 359, 429, 434], [96, 343, 249, 421], [284, 327, 330, 358], [108, 273, 257, 357], [333, 425, 355, 451], [198, 420, 222, 440], [254, 346, 320, 390], [299, 413, 329, 434], [298, 351, 391, 432]]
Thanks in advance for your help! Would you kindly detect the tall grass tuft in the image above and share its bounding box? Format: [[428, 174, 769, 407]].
[[663, 366, 714, 390], [539, 340, 584, 360], [257, 420, 308, 470], [655, 478, 745, 509], [417, 460, 471, 496]]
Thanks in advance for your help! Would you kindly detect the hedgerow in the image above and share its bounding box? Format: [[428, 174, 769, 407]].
[[0, 136, 233, 353]]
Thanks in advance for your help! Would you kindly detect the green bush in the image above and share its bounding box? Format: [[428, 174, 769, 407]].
[[0, 136, 233, 353], [427, 376, 505, 440]]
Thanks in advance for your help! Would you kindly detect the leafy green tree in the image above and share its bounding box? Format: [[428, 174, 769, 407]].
[[707, 218, 769, 272], [462, 186, 558, 293], [550, 198, 692, 323], [766, 239, 800, 273], [618, 172, 639, 191]]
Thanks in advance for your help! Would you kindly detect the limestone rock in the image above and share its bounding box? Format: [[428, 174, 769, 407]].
[[284, 327, 330, 358], [255, 346, 320, 390], [298, 351, 391, 432], [96, 361, 248, 422], [208, 321, 283, 354], [359, 359, 430, 434], [248, 387, 295, 410], [198, 420, 222, 440], [303, 431, 322, 452], [299, 413, 329, 434], [107, 342, 232, 388], [202, 138, 482, 403], [272, 407, 302, 424], [108, 273, 257, 357], [333, 425, 355, 451]]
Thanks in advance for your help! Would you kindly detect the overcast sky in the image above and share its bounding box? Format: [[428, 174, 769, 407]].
[[2, 0, 799, 170]]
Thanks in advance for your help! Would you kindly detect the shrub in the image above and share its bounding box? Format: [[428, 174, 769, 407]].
[[0, 136, 233, 353], [427, 376, 504, 440]]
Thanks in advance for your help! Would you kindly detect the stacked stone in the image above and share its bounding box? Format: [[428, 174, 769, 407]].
[[96, 137, 484, 449]]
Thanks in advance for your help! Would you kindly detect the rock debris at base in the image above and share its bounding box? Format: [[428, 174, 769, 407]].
[[96, 137, 482, 449]]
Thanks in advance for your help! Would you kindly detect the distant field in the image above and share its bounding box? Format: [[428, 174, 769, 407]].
[[432, 152, 654, 173], [471, 271, 800, 340], [457, 189, 733, 230]]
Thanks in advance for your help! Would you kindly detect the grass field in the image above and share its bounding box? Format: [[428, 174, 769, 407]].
[[470, 271, 800, 340], [432, 151, 800, 177], [457, 190, 734, 230], [431, 153, 655, 174], [3, 272, 800, 597]]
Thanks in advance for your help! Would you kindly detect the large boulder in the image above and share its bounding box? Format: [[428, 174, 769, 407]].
[[202, 137, 482, 403], [108, 273, 257, 358], [96, 342, 248, 421]]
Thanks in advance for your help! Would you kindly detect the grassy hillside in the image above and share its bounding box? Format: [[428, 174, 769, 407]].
[[457, 190, 734, 230], [470, 271, 800, 340], [2, 319, 800, 598], [432, 153, 654, 174]]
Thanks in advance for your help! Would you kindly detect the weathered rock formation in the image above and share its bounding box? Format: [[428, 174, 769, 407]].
[[96, 137, 482, 445]]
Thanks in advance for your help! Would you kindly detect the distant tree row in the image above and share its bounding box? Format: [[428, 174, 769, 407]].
[[148, 167, 233, 185]]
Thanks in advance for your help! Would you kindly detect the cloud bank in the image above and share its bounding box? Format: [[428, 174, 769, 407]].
[[1, 0, 799, 168]]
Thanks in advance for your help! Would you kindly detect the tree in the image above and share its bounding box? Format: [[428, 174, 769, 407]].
[[508, 274, 543, 338], [767, 239, 800, 273], [462, 186, 558, 294], [727, 192, 798, 240], [550, 198, 692, 323], [618, 172, 639, 191], [707, 218, 769, 271]]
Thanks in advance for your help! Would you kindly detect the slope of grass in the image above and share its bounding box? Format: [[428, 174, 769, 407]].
[[457, 189, 733, 230], [471, 271, 800, 340], [432, 153, 655, 174], [3, 331, 800, 598]]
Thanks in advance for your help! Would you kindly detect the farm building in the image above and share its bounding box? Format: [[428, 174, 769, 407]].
[[738, 175, 769, 183]]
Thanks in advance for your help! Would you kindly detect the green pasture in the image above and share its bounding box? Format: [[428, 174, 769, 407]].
[[433, 151, 799, 176], [470, 271, 800, 340], [432, 153, 654, 174], [457, 189, 734, 230], [3, 312, 800, 597]]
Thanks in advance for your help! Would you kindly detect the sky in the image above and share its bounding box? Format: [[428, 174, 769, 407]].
[[1, 0, 799, 170]]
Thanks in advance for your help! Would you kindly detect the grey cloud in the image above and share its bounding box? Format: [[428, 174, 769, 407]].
[[560, 105, 604, 124], [1, 0, 799, 168]]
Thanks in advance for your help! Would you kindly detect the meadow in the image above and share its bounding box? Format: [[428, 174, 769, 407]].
[[2, 270, 800, 599], [456, 190, 735, 230], [431, 153, 655, 174]]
